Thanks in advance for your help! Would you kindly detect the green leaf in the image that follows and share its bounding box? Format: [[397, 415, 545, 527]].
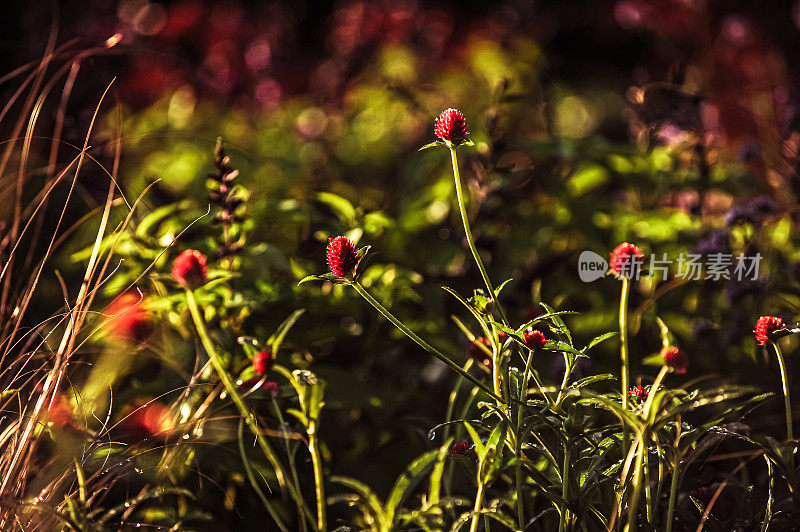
[[544, 340, 581, 355], [585, 332, 617, 352], [425, 438, 453, 510], [269, 309, 306, 352], [441, 286, 493, 341], [449, 506, 517, 532], [385, 448, 441, 526], [330, 476, 387, 530], [297, 273, 342, 285], [418, 141, 445, 151], [572, 374, 616, 388], [463, 422, 486, 457], [317, 192, 357, 224], [494, 278, 513, 296]]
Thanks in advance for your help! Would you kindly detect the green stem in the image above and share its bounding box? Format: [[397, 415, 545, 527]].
[[449, 147, 509, 327], [643, 434, 652, 524], [555, 354, 573, 408], [771, 341, 794, 469], [515, 349, 535, 530], [624, 436, 645, 531], [665, 415, 682, 532], [308, 420, 326, 532], [185, 289, 315, 529], [558, 441, 572, 532], [352, 281, 502, 402], [237, 419, 291, 532], [619, 277, 631, 452], [490, 325, 503, 401], [469, 482, 485, 532], [665, 455, 680, 530], [269, 398, 306, 531]]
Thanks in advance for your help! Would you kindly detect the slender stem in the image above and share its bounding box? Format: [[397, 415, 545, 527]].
[[619, 277, 631, 452], [515, 436, 525, 531], [665, 415, 682, 532], [469, 482, 485, 532], [771, 341, 794, 468], [308, 420, 326, 532], [515, 349, 535, 530], [624, 435, 645, 532], [490, 325, 503, 401], [185, 289, 315, 529], [558, 441, 572, 532], [555, 354, 572, 407], [269, 399, 306, 531], [643, 434, 653, 524], [640, 366, 669, 417], [237, 419, 291, 532], [449, 147, 509, 326], [352, 281, 502, 402]]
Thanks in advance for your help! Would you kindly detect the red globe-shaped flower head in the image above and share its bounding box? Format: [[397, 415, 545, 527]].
[[123, 400, 174, 441], [172, 249, 208, 289], [47, 394, 75, 429], [253, 350, 274, 375], [524, 330, 547, 350], [662, 346, 687, 374], [105, 292, 152, 343], [628, 385, 648, 401], [755, 316, 785, 345], [450, 441, 469, 455], [434, 108, 469, 146], [326, 236, 359, 279], [468, 337, 493, 369], [609, 243, 644, 279]]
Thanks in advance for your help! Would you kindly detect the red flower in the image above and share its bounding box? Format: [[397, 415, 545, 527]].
[[172, 249, 208, 289], [124, 400, 174, 441], [609, 243, 644, 278], [628, 385, 648, 400], [662, 346, 687, 374], [755, 316, 784, 345], [326, 236, 359, 278], [450, 441, 469, 455], [47, 394, 75, 428], [264, 381, 280, 398], [253, 350, 274, 375], [434, 108, 469, 145], [524, 330, 547, 350], [105, 292, 152, 342], [468, 337, 493, 369]]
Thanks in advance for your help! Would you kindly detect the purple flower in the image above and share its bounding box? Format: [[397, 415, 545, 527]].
[[726, 205, 757, 227], [737, 142, 762, 164], [692, 231, 730, 257], [725, 276, 769, 304]]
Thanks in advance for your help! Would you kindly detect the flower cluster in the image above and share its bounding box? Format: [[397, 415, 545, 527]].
[[208, 138, 247, 261], [434, 108, 469, 146], [609, 243, 644, 279], [173, 249, 208, 289], [524, 330, 547, 350], [326, 236, 359, 279], [253, 350, 274, 375], [662, 346, 687, 374], [105, 292, 152, 343], [628, 385, 648, 401], [754, 316, 784, 345]]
